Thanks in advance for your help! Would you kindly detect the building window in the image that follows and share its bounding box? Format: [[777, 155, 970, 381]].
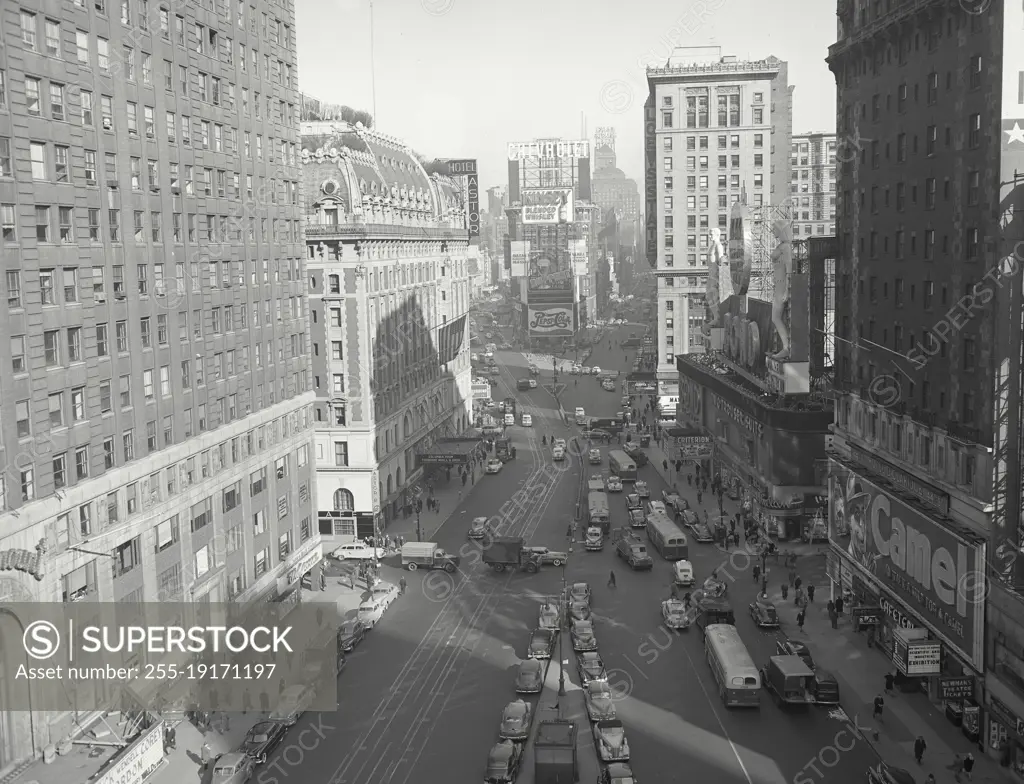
[[334, 441, 349, 466]]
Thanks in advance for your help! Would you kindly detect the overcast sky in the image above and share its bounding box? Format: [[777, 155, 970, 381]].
[[296, 0, 838, 197]]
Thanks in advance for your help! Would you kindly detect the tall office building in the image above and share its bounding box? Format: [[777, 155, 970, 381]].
[[0, 0, 314, 768], [644, 47, 792, 400], [301, 123, 473, 548], [790, 132, 837, 239], [827, 0, 1024, 752]]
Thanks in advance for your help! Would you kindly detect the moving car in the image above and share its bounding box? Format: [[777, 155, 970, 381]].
[[525, 547, 568, 566], [269, 685, 314, 726], [528, 379, 538, 389], [591, 366, 602, 374], [593, 719, 630, 762], [589, 429, 613, 442], [627, 508, 646, 528], [468, 517, 490, 539], [662, 599, 691, 629], [486, 459, 503, 474], [598, 763, 636, 784], [241, 720, 289, 764], [623, 446, 649, 467], [620, 396, 631, 406], [552, 446, 566, 461], [211, 753, 255, 784], [504, 413, 515, 426], [673, 560, 695, 586], [521, 413, 533, 427], [749, 597, 780, 628], [538, 602, 560, 629], [647, 500, 668, 516], [589, 448, 602, 465], [688, 520, 715, 543], [554, 438, 567, 449], [625, 494, 642, 510], [602, 379, 616, 391], [529, 628, 555, 659], [662, 491, 688, 514], [776, 638, 815, 669], [568, 600, 591, 621], [568, 582, 592, 604], [606, 476, 623, 493], [484, 739, 523, 784], [585, 527, 605, 550], [571, 619, 598, 652], [337, 619, 366, 652], [584, 680, 618, 721], [576, 651, 608, 684], [517, 378, 532, 390], [515, 658, 544, 694], [331, 542, 385, 560], [498, 700, 533, 741]]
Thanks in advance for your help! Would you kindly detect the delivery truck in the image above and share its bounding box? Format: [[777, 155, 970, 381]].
[[400, 542, 461, 572], [482, 536, 541, 573], [534, 719, 577, 784]]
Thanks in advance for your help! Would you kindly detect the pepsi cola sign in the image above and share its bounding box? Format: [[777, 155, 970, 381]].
[[529, 306, 573, 336]]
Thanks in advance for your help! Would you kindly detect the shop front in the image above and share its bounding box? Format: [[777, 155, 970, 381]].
[[984, 676, 1024, 777], [827, 457, 987, 705]]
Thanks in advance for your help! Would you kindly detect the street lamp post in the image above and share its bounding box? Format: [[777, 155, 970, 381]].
[[415, 499, 423, 542], [558, 542, 573, 702]]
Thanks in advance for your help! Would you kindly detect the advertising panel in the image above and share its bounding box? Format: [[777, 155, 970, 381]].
[[571, 239, 588, 276], [467, 172, 480, 237], [510, 241, 529, 278], [528, 249, 573, 293], [828, 460, 985, 668], [440, 159, 477, 176], [508, 140, 590, 160], [522, 188, 574, 225], [529, 305, 574, 336], [728, 201, 753, 295]]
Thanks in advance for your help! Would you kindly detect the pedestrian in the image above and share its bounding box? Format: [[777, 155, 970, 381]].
[[872, 693, 884, 722], [829, 608, 839, 629], [962, 752, 975, 781], [399, 576, 407, 595], [885, 671, 895, 694], [242, 688, 252, 713], [794, 575, 803, 592], [663, 459, 668, 472], [914, 735, 926, 764], [807, 584, 815, 602], [781, 583, 789, 600], [752, 563, 761, 583], [221, 713, 230, 732], [319, 568, 327, 591], [687, 474, 693, 486], [200, 741, 212, 771], [827, 599, 835, 615], [796, 609, 805, 631], [259, 690, 270, 712], [670, 583, 678, 599], [399, 535, 405, 547], [835, 596, 845, 615], [697, 491, 702, 504], [608, 570, 617, 589]]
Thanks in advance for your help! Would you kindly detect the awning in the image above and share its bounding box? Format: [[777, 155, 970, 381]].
[[417, 438, 481, 466]]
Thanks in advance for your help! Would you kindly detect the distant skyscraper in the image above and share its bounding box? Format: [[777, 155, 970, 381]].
[[790, 132, 837, 239]]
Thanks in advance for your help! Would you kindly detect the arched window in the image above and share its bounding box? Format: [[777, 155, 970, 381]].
[[403, 413, 411, 440], [386, 475, 393, 495], [396, 466, 403, 487], [333, 488, 355, 512]]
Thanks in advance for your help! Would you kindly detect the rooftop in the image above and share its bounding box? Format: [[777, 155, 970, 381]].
[[679, 353, 831, 415]]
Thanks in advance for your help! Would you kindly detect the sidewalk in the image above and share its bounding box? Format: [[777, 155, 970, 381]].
[[519, 644, 600, 784], [773, 592, 1007, 783]]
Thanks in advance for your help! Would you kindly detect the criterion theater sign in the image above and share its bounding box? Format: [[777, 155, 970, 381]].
[[508, 140, 590, 160]]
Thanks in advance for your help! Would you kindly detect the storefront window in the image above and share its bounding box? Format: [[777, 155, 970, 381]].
[[995, 640, 1024, 699]]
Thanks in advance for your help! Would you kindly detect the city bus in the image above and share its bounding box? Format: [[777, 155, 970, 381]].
[[704, 624, 761, 708], [587, 491, 610, 533], [608, 450, 638, 482], [645, 512, 689, 560]]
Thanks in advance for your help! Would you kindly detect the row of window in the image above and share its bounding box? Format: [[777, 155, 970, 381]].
[[664, 133, 764, 152], [661, 92, 765, 130], [680, 154, 763, 170], [4, 403, 312, 512]]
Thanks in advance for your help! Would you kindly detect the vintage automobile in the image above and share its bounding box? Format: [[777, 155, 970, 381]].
[[485, 459, 503, 474], [634, 480, 650, 498], [337, 619, 366, 652], [662, 599, 692, 629], [568, 600, 591, 622], [646, 500, 669, 517], [598, 762, 637, 784], [749, 597, 780, 628], [867, 762, 917, 784], [241, 720, 289, 764], [525, 547, 568, 566], [468, 517, 490, 540], [593, 719, 630, 762], [625, 494, 642, 510], [589, 429, 614, 442], [498, 699, 533, 741], [552, 446, 566, 461], [538, 602, 560, 629], [584, 680, 618, 721], [484, 739, 523, 784], [661, 491, 688, 514], [673, 560, 695, 587], [589, 448, 603, 465], [623, 446, 649, 468], [528, 628, 555, 659], [776, 638, 815, 670], [568, 582, 592, 604], [602, 379, 616, 391], [760, 654, 816, 707], [554, 438, 568, 450], [606, 476, 623, 493], [514, 658, 545, 694], [210, 752, 255, 784], [576, 651, 608, 684], [687, 519, 715, 544], [571, 619, 598, 652], [702, 575, 728, 598], [585, 527, 605, 550], [331, 542, 386, 561], [627, 508, 646, 528], [269, 685, 314, 726]]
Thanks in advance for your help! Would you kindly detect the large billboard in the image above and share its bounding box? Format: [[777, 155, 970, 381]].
[[571, 239, 588, 276], [508, 140, 590, 160], [522, 188, 574, 225], [510, 241, 529, 277], [828, 460, 985, 669], [529, 305, 574, 336], [528, 249, 572, 292], [728, 201, 753, 295]]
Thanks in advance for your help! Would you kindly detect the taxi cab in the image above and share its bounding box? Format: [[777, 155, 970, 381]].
[[521, 413, 533, 427], [588, 448, 602, 465], [504, 413, 515, 426], [486, 459, 503, 474], [673, 560, 695, 587], [211, 753, 255, 784], [468, 517, 490, 539]]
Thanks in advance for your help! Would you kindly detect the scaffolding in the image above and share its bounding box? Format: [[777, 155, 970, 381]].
[[748, 203, 791, 304]]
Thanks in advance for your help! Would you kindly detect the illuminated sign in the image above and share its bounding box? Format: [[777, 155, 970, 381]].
[[529, 306, 574, 336], [443, 159, 477, 175], [508, 140, 590, 160], [522, 188, 574, 225], [713, 394, 764, 435]]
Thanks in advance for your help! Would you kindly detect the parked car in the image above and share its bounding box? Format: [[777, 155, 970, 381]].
[[525, 547, 568, 566], [538, 602, 560, 629], [749, 597, 780, 628], [776, 638, 815, 669], [337, 619, 366, 652], [646, 500, 668, 516], [634, 480, 650, 498], [584, 680, 618, 721], [269, 685, 314, 726], [593, 720, 630, 762], [515, 658, 544, 694], [568, 600, 591, 621], [484, 740, 523, 784], [662, 491, 688, 513], [571, 619, 598, 652], [688, 520, 715, 543], [331, 543, 385, 560], [598, 763, 636, 784], [241, 720, 289, 764], [211, 753, 255, 784], [498, 700, 533, 741], [576, 651, 608, 684], [625, 494, 642, 510], [606, 476, 623, 493], [568, 582, 592, 604], [529, 628, 555, 659], [623, 446, 649, 467], [486, 459, 503, 474]]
